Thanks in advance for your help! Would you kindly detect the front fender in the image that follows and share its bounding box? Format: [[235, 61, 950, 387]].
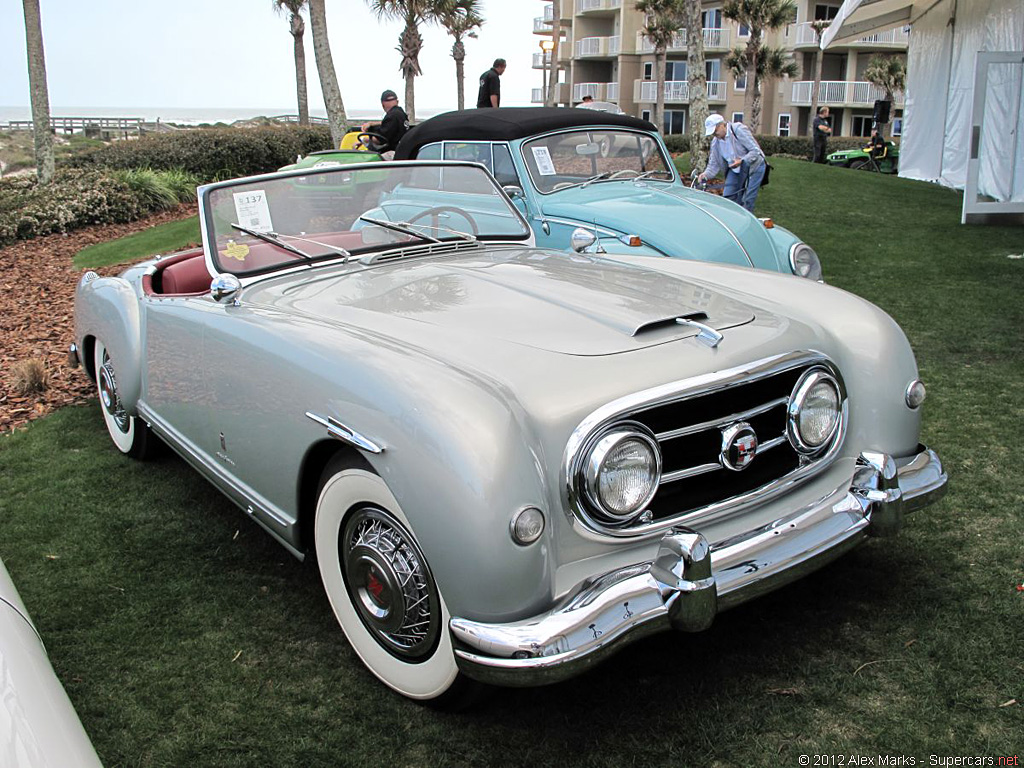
[[74, 273, 143, 413]]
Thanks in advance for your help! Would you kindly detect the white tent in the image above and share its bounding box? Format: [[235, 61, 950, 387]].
[[823, 0, 1024, 220]]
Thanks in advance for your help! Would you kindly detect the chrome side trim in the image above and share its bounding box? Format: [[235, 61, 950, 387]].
[[305, 411, 384, 454], [656, 396, 789, 441], [563, 351, 846, 540]]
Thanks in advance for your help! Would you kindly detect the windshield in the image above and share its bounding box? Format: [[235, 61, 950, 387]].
[[522, 130, 674, 194], [201, 162, 531, 277]]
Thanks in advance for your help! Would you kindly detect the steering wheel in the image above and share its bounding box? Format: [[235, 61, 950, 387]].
[[609, 169, 640, 179], [357, 131, 388, 151], [406, 205, 480, 236]]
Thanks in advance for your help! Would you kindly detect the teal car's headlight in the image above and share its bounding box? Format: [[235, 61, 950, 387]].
[[789, 243, 823, 280]]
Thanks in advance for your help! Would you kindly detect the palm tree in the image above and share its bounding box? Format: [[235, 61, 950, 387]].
[[308, 0, 348, 145], [683, 0, 708, 171], [367, 0, 445, 122], [723, 0, 797, 133], [21, 0, 54, 184], [436, 0, 483, 111], [725, 45, 797, 130], [807, 19, 829, 136], [273, 0, 309, 126], [636, 0, 686, 135], [864, 54, 906, 137]]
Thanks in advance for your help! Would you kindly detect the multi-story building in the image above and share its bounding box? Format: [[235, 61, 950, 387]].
[[532, 0, 906, 137]]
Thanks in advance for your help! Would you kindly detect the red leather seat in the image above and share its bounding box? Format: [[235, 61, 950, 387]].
[[161, 254, 211, 295]]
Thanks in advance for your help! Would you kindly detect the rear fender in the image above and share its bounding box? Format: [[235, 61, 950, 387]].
[[75, 274, 143, 414]]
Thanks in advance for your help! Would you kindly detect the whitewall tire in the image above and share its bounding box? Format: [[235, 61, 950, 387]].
[[94, 340, 152, 459], [314, 468, 462, 702]]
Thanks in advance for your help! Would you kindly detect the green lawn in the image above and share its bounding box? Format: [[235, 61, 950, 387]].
[[2, 160, 1022, 766], [73, 215, 200, 270]]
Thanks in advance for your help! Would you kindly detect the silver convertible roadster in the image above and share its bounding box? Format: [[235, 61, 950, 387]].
[[73, 161, 947, 704]]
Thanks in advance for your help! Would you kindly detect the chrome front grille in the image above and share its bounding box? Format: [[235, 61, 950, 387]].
[[564, 352, 846, 538]]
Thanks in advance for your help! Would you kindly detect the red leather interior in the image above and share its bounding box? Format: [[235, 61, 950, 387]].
[[161, 253, 211, 295]]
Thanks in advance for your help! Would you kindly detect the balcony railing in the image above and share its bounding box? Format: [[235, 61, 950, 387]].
[[635, 27, 731, 54], [606, 82, 619, 100], [544, 3, 554, 22], [573, 82, 606, 101], [791, 80, 906, 106], [574, 35, 621, 57], [532, 88, 545, 103], [532, 51, 553, 69], [634, 80, 727, 103], [793, 21, 909, 47], [533, 16, 551, 33], [575, 0, 621, 13]]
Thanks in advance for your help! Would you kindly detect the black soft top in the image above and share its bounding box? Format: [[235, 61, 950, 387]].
[[394, 107, 657, 160]]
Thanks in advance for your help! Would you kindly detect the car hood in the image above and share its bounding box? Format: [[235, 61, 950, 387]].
[[249, 246, 756, 356], [538, 182, 782, 271]]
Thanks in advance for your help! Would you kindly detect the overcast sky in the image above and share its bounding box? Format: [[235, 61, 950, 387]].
[[0, 0, 543, 115]]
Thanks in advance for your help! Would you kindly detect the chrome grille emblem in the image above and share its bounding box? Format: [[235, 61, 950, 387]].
[[721, 422, 758, 472]]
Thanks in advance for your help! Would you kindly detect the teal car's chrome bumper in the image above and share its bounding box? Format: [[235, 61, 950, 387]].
[[450, 446, 946, 687]]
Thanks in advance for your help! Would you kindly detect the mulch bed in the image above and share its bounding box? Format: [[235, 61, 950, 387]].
[[0, 204, 198, 434]]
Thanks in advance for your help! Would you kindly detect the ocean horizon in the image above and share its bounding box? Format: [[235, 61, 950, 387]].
[[0, 105, 451, 126]]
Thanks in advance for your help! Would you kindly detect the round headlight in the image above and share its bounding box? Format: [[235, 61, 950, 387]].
[[790, 243, 823, 281], [582, 429, 661, 523], [788, 370, 842, 453], [906, 379, 926, 409]]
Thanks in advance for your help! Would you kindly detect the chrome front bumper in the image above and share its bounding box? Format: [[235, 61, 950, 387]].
[[450, 446, 947, 687]]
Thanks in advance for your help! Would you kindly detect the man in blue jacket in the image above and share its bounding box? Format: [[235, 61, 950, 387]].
[[697, 113, 766, 213]]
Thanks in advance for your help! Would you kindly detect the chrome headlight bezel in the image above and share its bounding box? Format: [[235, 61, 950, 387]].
[[578, 425, 662, 526], [787, 368, 844, 455], [789, 242, 823, 281]]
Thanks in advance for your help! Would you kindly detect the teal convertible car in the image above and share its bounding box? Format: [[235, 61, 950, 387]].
[[395, 108, 822, 280]]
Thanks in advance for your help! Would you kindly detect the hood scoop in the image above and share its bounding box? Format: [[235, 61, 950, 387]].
[[634, 312, 723, 348]]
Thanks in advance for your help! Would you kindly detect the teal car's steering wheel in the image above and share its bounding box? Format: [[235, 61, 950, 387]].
[[407, 206, 480, 236]]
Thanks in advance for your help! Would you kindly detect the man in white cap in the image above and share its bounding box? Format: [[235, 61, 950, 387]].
[[697, 113, 767, 213]]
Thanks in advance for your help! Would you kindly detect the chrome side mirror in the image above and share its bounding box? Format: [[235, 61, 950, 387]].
[[502, 185, 524, 200], [210, 273, 242, 304], [570, 227, 598, 253]]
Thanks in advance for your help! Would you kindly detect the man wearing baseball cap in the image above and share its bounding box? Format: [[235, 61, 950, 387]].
[[697, 113, 767, 213], [360, 90, 410, 155]]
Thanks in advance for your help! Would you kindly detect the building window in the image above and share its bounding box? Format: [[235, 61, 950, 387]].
[[738, 23, 750, 37], [732, 112, 744, 123], [706, 59, 721, 81], [702, 9, 722, 28], [664, 110, 686, 135], [642, 109, 652, 122], [643, 62, 653, 81], [778, 113, 791, 136], [852, 115, 873, 137], [892, 116, 903, 137], [814, 4, 840, 20], [666, 61, 687, 81], [735, 74, 746, 92]]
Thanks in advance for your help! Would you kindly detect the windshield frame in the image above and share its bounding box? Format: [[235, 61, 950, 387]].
[[519, 127, 678, 195], [198, 160, 533, 282]]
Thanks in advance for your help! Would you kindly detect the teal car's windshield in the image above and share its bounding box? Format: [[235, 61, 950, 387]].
[[522, 129, 674, 194], [202, 163, 531, 277]]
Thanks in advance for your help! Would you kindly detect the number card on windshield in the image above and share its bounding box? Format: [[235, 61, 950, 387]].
[[531, 146, 557, 176], [233, 190, 274, 233]]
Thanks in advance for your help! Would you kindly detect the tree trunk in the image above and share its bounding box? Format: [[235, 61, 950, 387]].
[[308, 0, 347, 146], [685, 0, 708, 171], [743, 35, 759, 130], [546, 24, 560, 106], [399, 14, 424, 122], [453, 39, 465, 111], [751, 89, 763, 132], [655, 47, 667, 135], [290, 13, 309, 126], [21, 0, 54, 184], [809, 48, 823, 136]]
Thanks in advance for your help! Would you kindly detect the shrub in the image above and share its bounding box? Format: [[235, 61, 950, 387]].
[[11, 358, 49, 395], [664, 133, 889, 161], [69, 125, 333, 182], [113, 168, 180, 210]]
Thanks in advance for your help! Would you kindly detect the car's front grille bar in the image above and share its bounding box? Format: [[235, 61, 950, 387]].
[[659, 433, 789, 485], [654, 396, 789, 442]]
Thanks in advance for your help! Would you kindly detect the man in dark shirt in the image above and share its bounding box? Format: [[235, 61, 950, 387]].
[[361, 89, 409, 154], [476, 58, 506, 109], [812, 106, 832, 163]]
